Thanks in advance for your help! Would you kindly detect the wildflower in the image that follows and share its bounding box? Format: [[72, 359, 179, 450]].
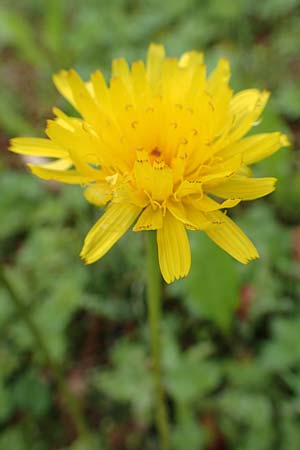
[[10, 45, 288, 283]]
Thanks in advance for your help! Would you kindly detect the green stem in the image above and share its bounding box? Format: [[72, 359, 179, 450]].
[[146, 232, 170, 450], [0, 266, 91, 442]]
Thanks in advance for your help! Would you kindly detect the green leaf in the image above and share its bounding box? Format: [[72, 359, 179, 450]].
[[172, 409, 204, 450], [218, 391, 273, 450], [164, 332, 221, 404], [0, 383, 14, 423], [260, 318, 300, 371], [178, 232, 239, 332], [166, 357, 220, 404], [94, 340, 152, 421], [61, 436, 102, 450], [12, 371, 51, 417], [275, 81, 300, 119], [0, 428, 26, 450]]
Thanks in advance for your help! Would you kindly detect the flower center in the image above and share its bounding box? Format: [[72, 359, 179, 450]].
[[150, 147, 162, 161]]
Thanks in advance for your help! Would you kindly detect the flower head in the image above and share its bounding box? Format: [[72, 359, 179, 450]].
[[10, 45, 288, 283]]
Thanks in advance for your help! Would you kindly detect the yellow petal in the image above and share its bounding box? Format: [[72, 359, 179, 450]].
[[236, 165, 253, 177], [205, 211, 259, 263], [131, 60, 149, 100], [38, 158, 72, 171], [146, 44, 165, 91], [185, 63, 206, 104], [220, 132, 289, 165], [112, 58, 131, 88], [207, 58, 230, 95], [207, 59, 233, 134], [10, 137, 68, 159], [28, 164, 91, 184], [161, 58, 186, 103], [53, 70, 76, 108], [184, 205, 210, 230], [201, 154, 243, 188], [85, 80, 94, 97], [91, 70, 112, 113], [203, 153, 242, 177], [134, 152, 173, 202], [208, 176, 277, 200], [151, 160, 173, 202], [46, 119, 85, 149], [46, 120, 101, 176], [179, 50, 204, 68], [109, 75, 132, 116], [228, 89, 270, 142], [167, 199, 188, 224], [134, 150, 153, 193], [157, 211, 191, 283], [69, 70, 105, 126], [57, 70, 104, 128], [81, 203, 141, 263], [195, 195, 240, 211], [115, 183, 149, 208], [84, 183, 112, 206], [133, 205, 163, 231], [167, 199, 209, 230], [175, 179, 203, 198], [230, 89, 268, 115], [50, 113, 130, 173], [206, 59, 233, 128], [52, 107, 83, 132]]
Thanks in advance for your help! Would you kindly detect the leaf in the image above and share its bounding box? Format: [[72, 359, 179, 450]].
[[0, 383, 14, 423], [0, 428, 26, 450], [218, 390, 273, 450], [273, 170, 300, 225], [61, 436, 101, 450], [260, 318, 300, 371], [166, 357, 221, 404], [164, 331, 221, 404], [176, 232, 239, 332], [275, 81, 300, 119], [172, 409, 204, 450], [94, 340, 152, 421], [12, 371, 51, 417], [280, 414, 300, 450]]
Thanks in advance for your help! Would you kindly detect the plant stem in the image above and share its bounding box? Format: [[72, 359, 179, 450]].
[[0, 267, 91, 443], [146, 231, 170, 450]]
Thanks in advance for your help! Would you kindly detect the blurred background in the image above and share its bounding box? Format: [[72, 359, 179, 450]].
[[1, 0, 300, 449]]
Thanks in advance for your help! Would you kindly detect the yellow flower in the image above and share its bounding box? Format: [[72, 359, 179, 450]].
[[10, 45, 289, 283]]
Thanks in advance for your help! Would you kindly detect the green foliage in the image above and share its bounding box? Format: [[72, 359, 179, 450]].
[[261, 317, 300, 371], [172, 408, 204, 450], [0, 428, 25, 450], [162, 325, 221, 403], [173, 233, 239, 332], [12, 370, 51, 417], [94, 340, 153, 420], [1, 0, 300, 449]]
